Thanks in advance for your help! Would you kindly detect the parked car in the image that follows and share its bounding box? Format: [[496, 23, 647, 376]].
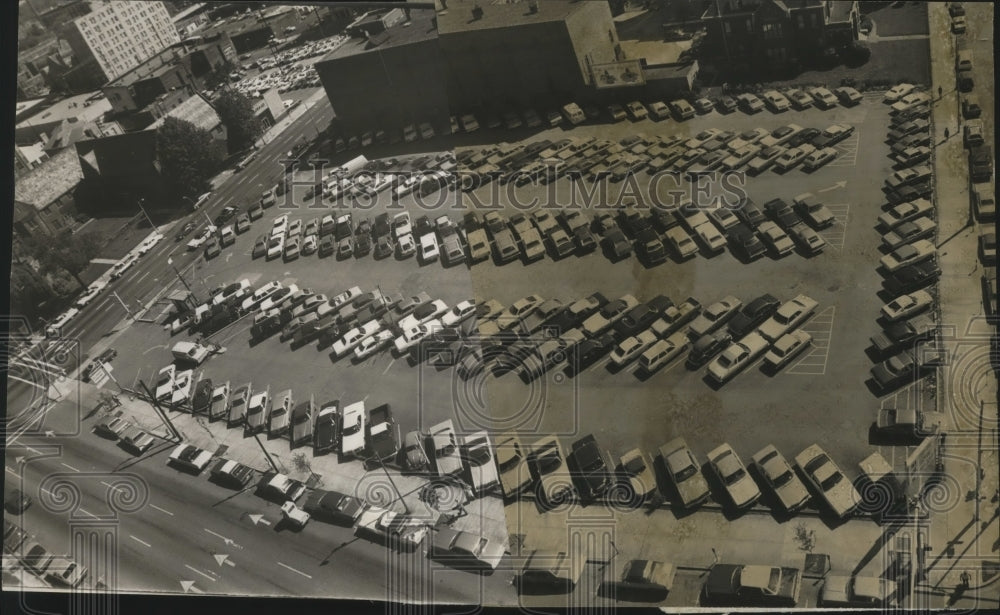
[[751, 445, 811, 513], [706, 332, 770, 384], [658, 437, 710, 508], [794, 445, 860, 518], [707, 443, 760, 509]]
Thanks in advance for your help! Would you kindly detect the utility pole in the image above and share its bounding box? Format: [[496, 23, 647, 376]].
[[139, 380, 182, 443], [252, 432, 280, 473], [371, 446, 410, 514], [137, 198, 155, 229], [112, 292, 134, 319], [167, 257, 194, 296]]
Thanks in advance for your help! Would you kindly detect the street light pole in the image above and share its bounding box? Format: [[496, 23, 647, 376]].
[[167, 257, 194, 297], [137, 198, 155, 229], [112, 291, 134, 319]]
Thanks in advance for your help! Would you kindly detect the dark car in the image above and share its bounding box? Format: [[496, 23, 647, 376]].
[[786, 127, 820, 148], [565, 332, 616, 377], [870, 347, 947, 391], [686, 330, 733, 369], [635, 228, 667, 265], [870, 314, 937, 355], [733, 197, 766, 229], [649, 209, 680, 232], [615, 303, 658, 337], [4, 489, 32, 514], [568, 435, 611, 501], [209, 458, 255, 488], [716, 96, 737, 113], [728, 223, 766, 261], [573, 226, 598, 253], [176, 221, 197, 241], [763, 199, 800, 230], [204, 239, 221, 259], [602, 229, 633, 261], [303, 489, 367, 526], [192, 378, 213, 415], [727, 294, 780, 339], [318, 236, 335, 258]]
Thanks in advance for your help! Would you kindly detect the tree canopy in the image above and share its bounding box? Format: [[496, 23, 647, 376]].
[[214, 88, 264, 154], [155, 116, 225, 201]]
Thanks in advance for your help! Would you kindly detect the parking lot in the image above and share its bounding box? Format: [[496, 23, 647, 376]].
[[99, 85, 939, 538]]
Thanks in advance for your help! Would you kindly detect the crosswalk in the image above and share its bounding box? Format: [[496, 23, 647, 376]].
[[819, 204, 851, 250], [786, 306, 836, 376]]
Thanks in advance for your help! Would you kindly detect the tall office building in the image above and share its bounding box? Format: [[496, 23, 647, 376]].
[[62, 1, 181, 84]]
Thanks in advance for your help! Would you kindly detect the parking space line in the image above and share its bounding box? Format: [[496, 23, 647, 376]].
[[826, 129, 860, 167], [787, 307, 836, 376], [820, 204, 850, 250], [381, 358, 395, 375]]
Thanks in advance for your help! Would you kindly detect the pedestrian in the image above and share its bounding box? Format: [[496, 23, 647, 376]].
[[960, 570, 971, 588], [944, 127, 950, 140], [938, 85, 943, 99]]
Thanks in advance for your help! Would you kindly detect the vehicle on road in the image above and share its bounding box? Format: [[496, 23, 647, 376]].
[[820, 575, 897, 608], [703, 563, 802, 607], [167, 444, 213, 474]]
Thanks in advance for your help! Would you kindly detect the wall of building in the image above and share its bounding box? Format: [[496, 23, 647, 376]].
[[317, 37, 449, 134]]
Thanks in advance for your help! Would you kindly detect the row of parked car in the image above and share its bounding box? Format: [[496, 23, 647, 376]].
[[865, 100, 945, 397], [4, 518, 90, 588]]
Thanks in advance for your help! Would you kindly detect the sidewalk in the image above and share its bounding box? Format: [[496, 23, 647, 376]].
[[920, 2, 999, 607], [80, 378, 509, 551]]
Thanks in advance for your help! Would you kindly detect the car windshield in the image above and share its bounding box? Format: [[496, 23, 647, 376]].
[[821, 472, 842, 490], [773, 469, 793, 487], [537, 450, 562, 473], [624, 457, 645, 475], [676, 464, 697, 481]]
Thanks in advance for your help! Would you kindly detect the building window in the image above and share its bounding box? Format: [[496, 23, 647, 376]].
[[745, 18, 753, 32], [724, 22, 732, 34]]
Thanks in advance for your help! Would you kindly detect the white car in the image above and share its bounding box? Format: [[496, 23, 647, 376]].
[[884, 83, 916, 104], [693, 222, 726, 253], [108, 253, 140, 279], [879, 239, 936, 273], [393, 318, 442, 353], [170, 370, 194, 406], [137, 233, 163, 255], [168, 444, 213, 473], [212, 279, 251, 306], [330, 285, 362, 309], [688, 295, 742, 338], [763, 330, 812, 369], [186, 226, 217, 251], [795, 444, 860, 518], [460, 114, 480, 132], [802, 147, 837, 171], [441, 300, 476, 327], [757, 294, 818, 342], [332, 320, 381, 358], [762, 90, 790, 112], [418, 233, 440, 263], [392, 212, 412, 239], [353, 330, 394, 361], [271, 214, 289, 237], [340, 401, 366, 457], [241, 281, 283, 312], [707, 443, 761, 509], [154, 365, 176, 401], [259, 283, 299, 313], [880, 290, 933, 322], [266, 233, 284, 260], [398, 299, 449, 331], [609, 330, 658, 367], [808, 86, 838, 109], [75, 281, 108, 308], [706, 332, 770, 385]]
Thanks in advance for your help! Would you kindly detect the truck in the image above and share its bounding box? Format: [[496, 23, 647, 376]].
[[171, 341, 213, 365], [365, 404, 398, 465], [703, 564, 802, 607]]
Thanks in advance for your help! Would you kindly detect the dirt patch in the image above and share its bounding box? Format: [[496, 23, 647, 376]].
[[867, 2, 929, 37], [781, 39, 931, 88]]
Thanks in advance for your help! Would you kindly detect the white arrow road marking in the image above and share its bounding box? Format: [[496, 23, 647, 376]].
[[184, 564, 216, 582], [248, 514, 271, 527], [817, 180, 847, 193], [61, 463, 80, 472], [276, 562, 312, 579], [179, 581, 203, 593], [130, 535, 151, 548], [150, 504, 174, 516], [213, 554, 236, 567]]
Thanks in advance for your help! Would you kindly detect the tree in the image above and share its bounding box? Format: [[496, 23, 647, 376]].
[[22, 230, 104, 289], [203, 59, 239, 91], [213, 88, 263, 154], [10, 263, 58, 321], [842, 41, 871, 68], [155, 117, 225, 201]]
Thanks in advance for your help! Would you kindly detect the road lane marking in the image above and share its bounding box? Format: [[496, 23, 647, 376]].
[[204, 528, 242, 549], [134, 271, 151, 285], [184, 564, 217, 582], [381, 358, 396, 375], [787, 307, 836, 376], [6, 374, 47, 389], [61, 463, 80, 472], [276, 561, 312, 579], [130, 535, 151, 548], [5, 467, 20, 477], [150, 504, 175, 516]]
